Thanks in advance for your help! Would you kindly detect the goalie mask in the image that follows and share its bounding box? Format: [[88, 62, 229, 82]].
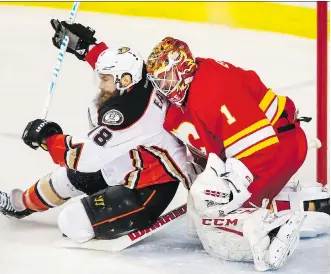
[[146, 37, 197, 106], [95, 46, 144, 95]]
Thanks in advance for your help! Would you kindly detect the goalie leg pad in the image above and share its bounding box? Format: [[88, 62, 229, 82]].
[[299, 210, 329, 238], [272, 181, 329, 237], [186, 193, 199, 239], [265, 212, 306, 270], [244, 207, 306, 272], [272, 182, 329, 212]]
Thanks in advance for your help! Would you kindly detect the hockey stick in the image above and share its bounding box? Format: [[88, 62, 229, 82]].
[[41, 2, 80, 119], [55, 203, 187, 252]]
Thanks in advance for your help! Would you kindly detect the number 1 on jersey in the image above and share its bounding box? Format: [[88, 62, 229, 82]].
[[220, 105, 236, 125]]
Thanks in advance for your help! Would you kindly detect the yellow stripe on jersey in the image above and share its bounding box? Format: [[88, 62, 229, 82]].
[[224, 118, 270, 148], [259, 89, 276, 111], [235, 136, 279, 160], [259, 89, 287, 126], [225, 125, 277, 158], [270, 95, 286, 125]]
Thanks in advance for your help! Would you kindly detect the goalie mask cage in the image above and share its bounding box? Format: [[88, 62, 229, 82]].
[[317, 1, 329, 186]]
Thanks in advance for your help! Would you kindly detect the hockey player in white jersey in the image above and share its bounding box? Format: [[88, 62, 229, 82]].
[[0, 19, 327, 260], [42, 20, 328, 265], [0, 20, 189, 242]]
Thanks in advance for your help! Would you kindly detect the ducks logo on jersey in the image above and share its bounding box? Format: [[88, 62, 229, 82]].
[[102, 109, 125, 125]]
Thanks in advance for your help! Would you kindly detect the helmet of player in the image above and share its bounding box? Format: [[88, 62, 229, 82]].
[[95, 46, 144, 95], [146, 37, 197, 106]]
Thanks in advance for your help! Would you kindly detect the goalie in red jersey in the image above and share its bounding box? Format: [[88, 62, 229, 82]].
[[146, 37, 329, 271], [146, 37, 310, 211]]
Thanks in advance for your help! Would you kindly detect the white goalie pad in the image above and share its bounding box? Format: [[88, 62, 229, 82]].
[[272, 181, 329, 212], [187, 197, 306, 269], [187, 202, 256, 262], [264, 212, 305, 269], [186, 192, 199, 239], [272, 181, 329, 238], [243, 202, 307, 272]]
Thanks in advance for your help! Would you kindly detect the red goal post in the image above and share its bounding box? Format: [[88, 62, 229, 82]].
[[317, 1, 329, 186]]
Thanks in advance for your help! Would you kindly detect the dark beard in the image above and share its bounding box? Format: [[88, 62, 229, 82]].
[[94, 90, 120, 108]]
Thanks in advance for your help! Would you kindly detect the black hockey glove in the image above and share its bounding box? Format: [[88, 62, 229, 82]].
[[50, 19, 97, 60], [22, 119, 63, 151]]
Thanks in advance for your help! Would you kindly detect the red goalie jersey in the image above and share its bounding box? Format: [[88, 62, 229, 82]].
[[164, 58, 308, 206]]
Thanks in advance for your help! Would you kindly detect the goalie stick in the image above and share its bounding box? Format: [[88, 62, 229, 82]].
[[55, 203, 187, 252], [41, 2, 80, 119]]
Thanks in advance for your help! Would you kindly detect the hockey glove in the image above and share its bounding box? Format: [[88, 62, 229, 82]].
[[189, 153, 231, 215], [205, 158, 254, 217], [50, 19, 97, 60], [22, 119, 63, 151]]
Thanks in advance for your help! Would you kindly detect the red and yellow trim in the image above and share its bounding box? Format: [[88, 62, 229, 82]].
[[223, 118, 270, 148], [235, 136, 279, 160], [223, 118, 278, 160], [259, 89, 286, 125]]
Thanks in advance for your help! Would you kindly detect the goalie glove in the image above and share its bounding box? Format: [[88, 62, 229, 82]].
[[189, 153, 231, 215], [190, 153, 254, 218], [205, 157, 254, 217], [50, 19, 97, 60], [186, 161, 204, 189]]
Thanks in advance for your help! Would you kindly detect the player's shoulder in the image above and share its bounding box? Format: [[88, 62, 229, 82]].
[[196, 57, 238, 69], [97, 77, 154, 130], [164, 103, 184, 131], [196, 57, 243, 88], [188, 58, 240, 114], [189, 59, 228, 97]]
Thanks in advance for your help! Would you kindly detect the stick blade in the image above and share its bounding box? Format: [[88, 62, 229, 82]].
[[54, 204, 187, 252]]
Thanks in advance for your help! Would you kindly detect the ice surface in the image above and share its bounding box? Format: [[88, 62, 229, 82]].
[[0, 5, 328, 274]]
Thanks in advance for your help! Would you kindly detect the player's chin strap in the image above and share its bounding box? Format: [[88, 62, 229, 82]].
[[243, 199, 307, 272]]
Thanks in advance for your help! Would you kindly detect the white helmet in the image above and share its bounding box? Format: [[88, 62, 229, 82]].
[[95, 46, 144, 94]]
